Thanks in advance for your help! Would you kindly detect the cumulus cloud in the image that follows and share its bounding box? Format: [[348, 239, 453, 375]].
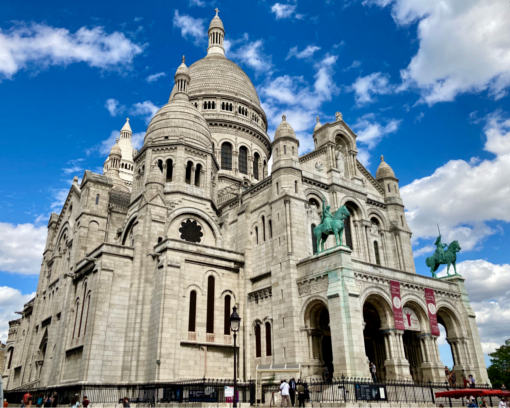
[[0, 223, 46, 275], [352, 72, 394, 104], [0, 23, 143, 79], [146, 72, 166, 83], [402, 112, 510, 251], [62, 158, 85, 175], [130, 100, 159, 123], [352, 114, 400, 165], [0, 286, 35, 342], [286, 45, 321, 60], [228, 36, 270, 74], [173, 10, 206, 45], [271, 3, 303, 20], [105, 98, 123, 116], [365, 0, 510, 104], [260, 54, 338, 153]]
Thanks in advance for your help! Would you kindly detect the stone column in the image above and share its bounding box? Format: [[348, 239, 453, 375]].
[[383, 329, 412, 381]]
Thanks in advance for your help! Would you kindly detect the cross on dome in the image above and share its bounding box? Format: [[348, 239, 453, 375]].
[[215, 7, 219, 16]]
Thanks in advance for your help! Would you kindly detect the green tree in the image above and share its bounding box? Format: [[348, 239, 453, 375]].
[[488, 339, 510, 388]]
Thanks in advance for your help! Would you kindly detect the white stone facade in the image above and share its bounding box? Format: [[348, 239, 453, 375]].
[[2, 11, 488, 391]]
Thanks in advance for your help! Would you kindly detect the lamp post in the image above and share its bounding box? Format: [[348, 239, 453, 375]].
[[230, 306, 241, 408]]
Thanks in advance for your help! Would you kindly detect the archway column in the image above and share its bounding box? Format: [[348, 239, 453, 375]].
[[448, 337, 469, 379], [382, 329, 412, 381], [419, 334, 444, 382]]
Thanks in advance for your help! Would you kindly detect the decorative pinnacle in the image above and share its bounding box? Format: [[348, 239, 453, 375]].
[[381, 155, 384, 162], [182, 55, 185, 63], [316, 115, 320, 123], [282, 114, 287, 121], [215, 8, 219, 16], [126, 117, 129, 122]]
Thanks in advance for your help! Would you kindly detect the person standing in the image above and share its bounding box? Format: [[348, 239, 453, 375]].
[[289, 378, 296, 406], [468, 374, 475, 388], [82, 396, 90, 408], [296, 380, 305, 408], [51, 393, 58, 408], [499, 397, 508, 408], [369, 361, 377, 382], [280, 379, 290, 407]]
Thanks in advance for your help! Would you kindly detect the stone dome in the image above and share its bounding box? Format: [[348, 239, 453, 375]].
[[274, 115, 297, 141], [209, 14, 224, 31], [144, 99, 212, 149], [188, 55, 262, 108], [110, 141, 121, 156], [376, 155, 396, 179]]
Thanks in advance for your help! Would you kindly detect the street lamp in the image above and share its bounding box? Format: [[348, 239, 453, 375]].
[[230, 306, 241, 408]]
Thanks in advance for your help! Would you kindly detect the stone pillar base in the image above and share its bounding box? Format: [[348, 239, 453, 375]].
[[420, 361, 444, 383], [384, 359, 412, 381]]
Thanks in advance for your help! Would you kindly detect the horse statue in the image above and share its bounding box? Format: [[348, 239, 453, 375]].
[[425, 237, 461, 278], [313, 200, 351, 254]]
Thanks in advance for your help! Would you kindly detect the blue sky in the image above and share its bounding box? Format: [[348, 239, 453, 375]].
[[1, 0, 510, 371]]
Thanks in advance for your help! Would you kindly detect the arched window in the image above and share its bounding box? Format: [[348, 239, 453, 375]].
[[268, 220, 273, 239], [72, 298, 80, 339], [311, 224, 317, 254], [95, 194, 99, 205], [221, 142, 232, 170], [255, 227, 259, 244], [295, 180, 298, 193], [224, 295, 231, 335], [374, 241, 381, 265], [83, 292, 91, 335], [157, 160, 163, 172], [206, 276, 215, 334], [166, 159, 173, 182], [185, 161, 193, 184], [261, 216, 266, 241], [255, 323, 261, 357], [239, 146, 248, 174], [189, 290, 197, 332], [77, 282, 87, 337], [195, 163, 202, 186], [253, 153, 260, 180], [7, 347, 14, 369], [265, 322, 272, 356], [344, 202, 358, 250]]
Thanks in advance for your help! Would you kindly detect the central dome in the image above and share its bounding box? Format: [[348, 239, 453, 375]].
[[188, 55, 261, 108]]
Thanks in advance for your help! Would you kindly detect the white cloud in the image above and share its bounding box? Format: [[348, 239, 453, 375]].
[[352, 114, 400, 165], [0, 23, 143, 79], [366, 0, 510, 104], [130, 100, 159, 123], [173, 10, 206, 45], [0, 223, 46, 275], [0, 286, 35, 342], [146, 72, 166, 83], [229, 38, 269, 73], [132, 132, 145, 150], [189, 0, 205, 6], [105, 98, 123, 116], [286, 45, 321, 60], [260, 54, 338, 153], [401, 112, 510, 250], [271, 3, 303, 20], [437, 260, 510, 354], [62, 158, 84, 175], [352, 72, 393, 104]]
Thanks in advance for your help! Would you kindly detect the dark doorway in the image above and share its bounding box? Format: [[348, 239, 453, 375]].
[[363, 302, 386, 381], [403, 330, 424, 383]]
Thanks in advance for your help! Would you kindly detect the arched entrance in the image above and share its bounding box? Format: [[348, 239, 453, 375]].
[[362, 295, 392, 381], [304, 300, 333, 379], [437, 306, 466, 384], [402, 302, 427, 383]]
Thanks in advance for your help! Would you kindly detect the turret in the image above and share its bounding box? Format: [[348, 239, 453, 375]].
[[173, 56, 190, 101], [104, 138, 122, 178], [120, 117, 132, 139], [271, 115, 300, 172], [376, 155, 401, 200], [207, 8, 225, 57]]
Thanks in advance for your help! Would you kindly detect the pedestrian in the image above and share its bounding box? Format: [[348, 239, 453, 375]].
[[44, 396, 51, 408], [36, 396, 43, 407], [71, 395, 80, 408], [280, 379, 291, 407], [480, 398, 488, 407], [23, 393, 32, 407], [51, 393, 58, 408], [82, 396, 90, 408], [444, 366, 450, 383], [122, 398, 130, 408], [369, 361, 377, 382], [468, 374, 476, 388], [289, 377, 296, 406], [463, 373, 469, 388], [21, 400, 25, 408], [450, 370, 457, 387], [296, 380, 305, 408], [499, 397, 507, 408], [3, 399, 8, 408]]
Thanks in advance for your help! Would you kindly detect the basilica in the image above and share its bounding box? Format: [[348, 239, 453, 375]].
[[2, 11, 488, 392]]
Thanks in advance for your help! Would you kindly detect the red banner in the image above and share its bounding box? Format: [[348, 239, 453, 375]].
[[390, 281, 405, 330], [425, 288, 440, 336]]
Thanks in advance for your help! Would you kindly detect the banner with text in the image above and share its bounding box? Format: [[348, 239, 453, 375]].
[[390, 280, 405, 330], [424, 288, 440, 336]]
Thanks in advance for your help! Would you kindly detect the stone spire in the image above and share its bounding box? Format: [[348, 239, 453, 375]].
[[207, 8, 225, 57], [173, 55, 191, 101], [120, 117, 132, 139]]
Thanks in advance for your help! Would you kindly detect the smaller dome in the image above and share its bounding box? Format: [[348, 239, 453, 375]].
[[209, 8, 224, 31], [175, 55, 190, 76], [314, 115, 322, 132], [376, 155, 396, 179], [110, 139, 122, 156], [274, 115, 297, 141]]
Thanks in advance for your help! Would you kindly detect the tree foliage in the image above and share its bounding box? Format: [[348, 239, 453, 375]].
[[488, 339, 510, 388]]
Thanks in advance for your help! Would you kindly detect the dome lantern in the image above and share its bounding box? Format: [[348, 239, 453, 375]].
[[207, 8, 225, 57], [173, 55, 190, 101]]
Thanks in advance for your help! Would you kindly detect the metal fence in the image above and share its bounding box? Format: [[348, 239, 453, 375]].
[[4, 380, 255, 405], [261, 378, 503, 407]]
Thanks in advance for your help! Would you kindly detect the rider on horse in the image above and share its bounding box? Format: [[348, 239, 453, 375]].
[[321, 199, 334, 230], [434, 234, 447, 262]]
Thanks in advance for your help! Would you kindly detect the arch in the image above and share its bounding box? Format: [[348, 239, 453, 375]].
[[157, 159, 163, 173], [224, 294, 231, 335], [221, 142, 233, 170], [239, 145, 248, 174], [303, 298, 333, 377], [7, 346, 14, 369], [253, 152, 260, 180], [367, 209, 388, 230], [72, 297, 80, 339], [167, 207, 221, 244], [311, 223, 317, 254], [361, 291, 394, 329], [374, 241, 381, 265], [122, 217, 138, 246], [166, 158, 173, 182], [206, 275, 215, 334], [185, 161, 193, 184], [265, 321, 272, 356], [254, 322, 262, 357], [261, 215, 266, 241], [363, 296, 389, 381], [335, 132, 355, 151], [268, 219, 273, 239], [195, 163, 202, 186], [254, 226, 259, 244]]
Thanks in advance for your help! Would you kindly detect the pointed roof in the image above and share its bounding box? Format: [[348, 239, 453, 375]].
[[274, 114, 298, 143], [209, 8, 224, 31], [121, 117, 132, 133], [376, 155, 396, 179]]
